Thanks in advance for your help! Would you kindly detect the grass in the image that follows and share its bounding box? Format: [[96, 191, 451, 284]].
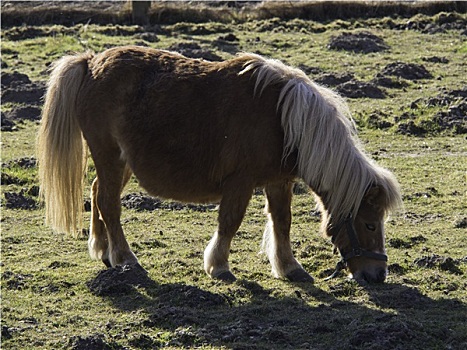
[[1, 7, 467, 350]]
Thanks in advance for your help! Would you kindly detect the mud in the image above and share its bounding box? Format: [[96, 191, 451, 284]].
[[328, 31, 389, 54]]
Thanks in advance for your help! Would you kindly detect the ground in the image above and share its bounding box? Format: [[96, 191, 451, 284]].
[[1, 2, 466, 349]]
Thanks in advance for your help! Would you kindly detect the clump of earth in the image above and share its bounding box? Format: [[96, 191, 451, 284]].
[[121, 192, 217, 212], [414, 254, 464, 274], [379, 61, 433, 80], [87, 264, 154, 296], [1, 71, 45, 131], [396, 87, 467, 135], [167, 42, 222, 61], [328, 31, 389, 53]]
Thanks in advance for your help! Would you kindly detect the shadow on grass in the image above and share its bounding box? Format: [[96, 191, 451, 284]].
[[85, 266, 466, 349]]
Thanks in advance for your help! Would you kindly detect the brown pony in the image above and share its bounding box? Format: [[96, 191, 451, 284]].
[[37, 46, 401, 284]]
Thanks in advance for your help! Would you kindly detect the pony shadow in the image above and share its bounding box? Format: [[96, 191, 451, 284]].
[[87, 267, 466, 349], [84, 269, 413, 349]]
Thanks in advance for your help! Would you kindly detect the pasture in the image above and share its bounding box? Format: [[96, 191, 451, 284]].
[[1, 2, 466, 349]]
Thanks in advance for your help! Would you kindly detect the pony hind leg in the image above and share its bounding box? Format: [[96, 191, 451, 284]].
[[88, 165, 133, 267], [204, 180, 253, 282], [262, 181, 313, 282], [89, 141, 137, 267]]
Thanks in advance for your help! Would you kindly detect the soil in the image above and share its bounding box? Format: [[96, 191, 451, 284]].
[[167, 42, 222, 61], [3, 190, 37, 210], [121, 192, 217, 212], [327, 31, 389, 54], [336, 80, 386, 99], [414, 254, 465, 274], [315, 72, 354, 87], [388, 235, 427, 249], [69, 335, 122, 350], [1, 71, 45, 131], [396, 87, 467, 135], [87, 264, 155, 296], [379, 62, 433, 80], [1, 72, 46, 105]]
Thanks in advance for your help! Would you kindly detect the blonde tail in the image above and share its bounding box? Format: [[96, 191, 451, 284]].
[[37, 53, 91, 235]]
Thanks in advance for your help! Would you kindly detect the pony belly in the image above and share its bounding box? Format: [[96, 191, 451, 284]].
[[135, 173, 223, 204]]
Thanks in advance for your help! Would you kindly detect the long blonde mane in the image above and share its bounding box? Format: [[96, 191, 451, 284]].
[[239, 53, 401, 222]]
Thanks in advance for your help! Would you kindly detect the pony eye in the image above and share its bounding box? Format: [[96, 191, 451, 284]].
[[365, 223, 376, 231]]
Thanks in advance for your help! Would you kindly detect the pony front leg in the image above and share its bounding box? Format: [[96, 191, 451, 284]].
[[204, 183, 252, 282], [262, 182, 313, 282]]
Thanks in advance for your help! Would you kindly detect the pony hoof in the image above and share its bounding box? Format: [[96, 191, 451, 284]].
[[286, 269, 314, 283], [214, 271, 237, 283]]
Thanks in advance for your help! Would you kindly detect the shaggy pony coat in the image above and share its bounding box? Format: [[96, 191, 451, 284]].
[[37, 46, 401, 282]]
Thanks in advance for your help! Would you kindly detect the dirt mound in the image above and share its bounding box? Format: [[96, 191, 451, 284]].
[[3, 106, 41, 122], [315, 72, 354, 87], [380, 62, 433, 80], [414, 254, 464, 274], [371, 75, 409, 89], [328, 31, 389, 53], [455, 217, 467, 229], [69, 335, 122, 350], [121, 192, 217, 212], [1, 71, 45, 130], [3, 191, 37, 210], [1, 72, 46, 105], [396, 87, 467, 135], [87, 264, 154, 296], [388, 235, 427, 249], [167, 42, 222, 61], [336, 80, 386, 99]]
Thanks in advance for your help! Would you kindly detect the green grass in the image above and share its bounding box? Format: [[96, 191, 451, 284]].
[[1, 10, 467, 350]]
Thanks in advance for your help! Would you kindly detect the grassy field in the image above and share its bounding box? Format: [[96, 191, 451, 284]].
[[1, 4, 467, 350]]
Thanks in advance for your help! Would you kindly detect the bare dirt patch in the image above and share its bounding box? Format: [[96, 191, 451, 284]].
[[379, 62, 433, 80], [328, 31, 389, 54], [87, 264, 154, 296], [121, 192, 217, 212]]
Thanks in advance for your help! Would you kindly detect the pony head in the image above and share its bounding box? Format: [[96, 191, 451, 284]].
[[323, 176, 401, 284], [330, 186, 388, 283]]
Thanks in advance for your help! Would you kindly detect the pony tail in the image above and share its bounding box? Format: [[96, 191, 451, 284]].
[[37, 53, 91, 235]]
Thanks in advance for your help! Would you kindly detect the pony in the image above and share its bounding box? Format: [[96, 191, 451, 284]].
[[37, 46, 401, 284]]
